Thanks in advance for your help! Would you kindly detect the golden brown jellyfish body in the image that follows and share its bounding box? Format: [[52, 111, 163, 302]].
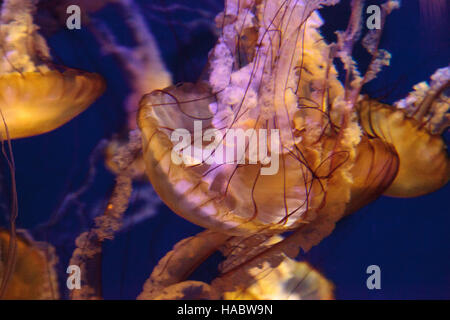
[[222, 259, 334, 300], [221, 235, 334, 300], [0, 229, 59, 300], [138, 0, 449, 263], [358, 96, 449, 198], [0, 0, 106, 140], [0, 70, 106, 139]]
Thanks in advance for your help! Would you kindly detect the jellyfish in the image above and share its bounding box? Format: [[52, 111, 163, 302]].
[[0, 228, 59, 299], [2, 0, 440, 300], [0, 0, 106, 140], [357, 68, 449, 198], [137, 0, 449, 297], [219, 235, 334, 300], [222, 259, 334, 300], [137, 233, 333, 300]]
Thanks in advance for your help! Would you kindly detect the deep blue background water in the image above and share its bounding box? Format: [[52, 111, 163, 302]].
[[1, 0, 448, 299]]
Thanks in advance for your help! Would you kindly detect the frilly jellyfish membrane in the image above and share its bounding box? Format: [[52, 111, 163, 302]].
[[0, 0, 448, 300]]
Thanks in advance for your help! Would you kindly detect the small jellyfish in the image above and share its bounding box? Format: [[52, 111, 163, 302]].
[[357, 81, 449, 198], [0, 0, 105, 140], [0, 229, 59, 300]]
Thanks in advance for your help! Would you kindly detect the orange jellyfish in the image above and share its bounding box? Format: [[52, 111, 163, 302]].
[[0, 229, 59, 300], [0, 0, 106, 140], [137, 0, 449, 297], [138, 0, 349, 236], [220, 235, 334, 300], [222, 259, 334, 300]]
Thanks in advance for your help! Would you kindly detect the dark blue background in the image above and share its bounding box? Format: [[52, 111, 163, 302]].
[[1, 0, 448, 299]]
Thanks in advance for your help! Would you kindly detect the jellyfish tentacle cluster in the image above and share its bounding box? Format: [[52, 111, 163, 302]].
[[69, 130, 142, 300]]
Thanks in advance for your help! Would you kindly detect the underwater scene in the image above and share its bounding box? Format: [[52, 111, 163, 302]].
[[0, 0, 448, 301]]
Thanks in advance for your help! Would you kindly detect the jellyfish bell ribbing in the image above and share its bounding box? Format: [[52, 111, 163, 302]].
[[358, 68, 450, 198], [0, 0, 105, 140]]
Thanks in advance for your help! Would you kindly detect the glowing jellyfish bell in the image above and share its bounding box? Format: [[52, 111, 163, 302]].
[[0, 0, 105, 140], [0, 229, 59, 299]]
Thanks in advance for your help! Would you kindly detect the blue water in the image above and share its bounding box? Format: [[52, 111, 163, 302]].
[[1, 0, 448, 299]]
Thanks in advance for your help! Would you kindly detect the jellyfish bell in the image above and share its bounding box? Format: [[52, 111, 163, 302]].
[[0, 229, 59, 299], [0, 70, 106, 140], [222, 259, 334, 300], [0, 0, 106, 140], [216, 234, 334, 300], [357, 94, 449, 198]]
